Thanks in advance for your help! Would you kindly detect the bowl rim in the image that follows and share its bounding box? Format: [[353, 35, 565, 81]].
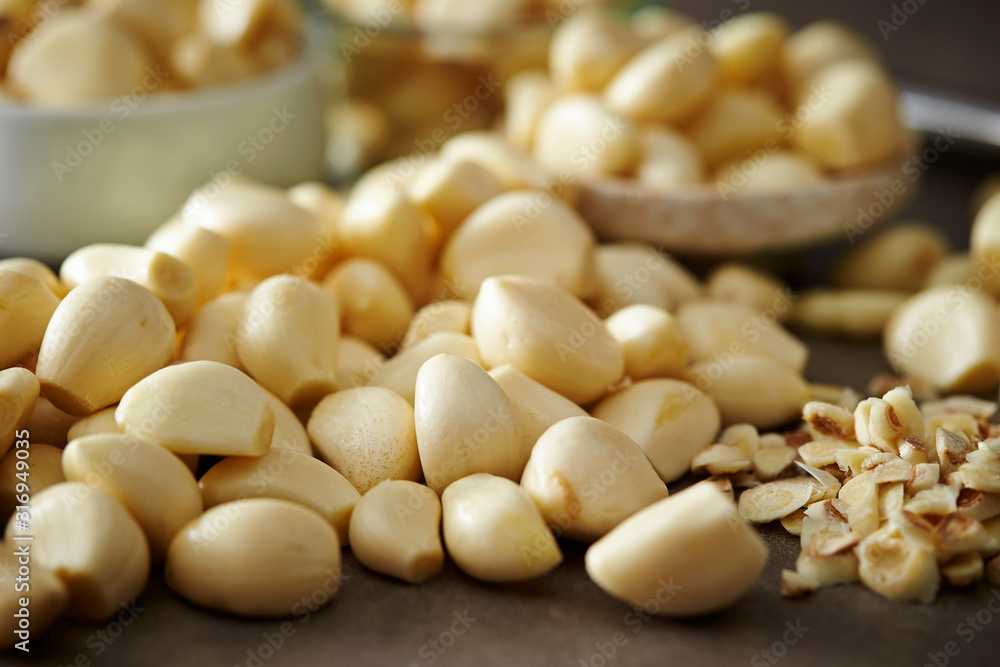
[[0, 49, 320, 120]]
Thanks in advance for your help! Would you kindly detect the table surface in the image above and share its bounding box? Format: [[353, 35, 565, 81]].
[[11, 4, 1000, 666], [10, 147, 1000, 667]]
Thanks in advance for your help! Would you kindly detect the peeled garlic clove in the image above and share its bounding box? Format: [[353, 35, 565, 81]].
[[145, 218, 231, 307], [263, 388, 312, 456], [349, 480, 443, 584], [7, 10, 150, 105], [605, 304, 689, 381], [0, 443, 63, 518], [884, 286, 1000, 392], [831, 223, 950, 292], [0, 258, 65, 297], [522, 416, 668, 542], [0, 548, 67, 649], [782, 20, 876, 87], [336, 336, 385, 390], [677, 300, 807, 373], [488, 364, 587, 462], [0, 367, 39, 456], [590, 242, 702, 314], [37, 277, 175, 416], [237, 275, 339, 409], [791, 60, 903, 170], [307, 387, 421, 494], [116, 360, 275, 457], [706, 264, 790, 317], [183, 180, 322, 282], [166, 498, 341, 617], [503, 70, 556, 152], [6, 482, 149, 620], [442, 473, 561, 582], [635, 127, 705, 188], [414, 354, 523, 494], [60, 243, 198, 326], [180, 292, 248, 369], [533, 95, 640, 178], [628, 5, 693, 42], [440, 131, 556, 194], [407, 158, 506, 239], [441, 192, 598, 300], [0, 271, 61, 369], [339, 191, 432, 300], [369, 332, 481, 404], [62, 433, 202, 563], [790, 289, 909, 339], [472, 276, 623, 405], [586, 483, 767, 616], [549, 7, 637, 92], [688, 355, 809, 430], [323, 258, 414, 350], [606, 27, 717, 123], [687, 90, 785, 166], [198, 0, 280, 47], [403, 300, 471, 349], [710, 12, 789, 85], [738, 478, 815, 523], [169, 30, 259, 87], [592, 379, 720, 483], [67, 406, 120, 442], [22, 397, 77, 447], [716, 151, 823, 197], [198, 448, 360, 545], [856, 526, 939, 603]]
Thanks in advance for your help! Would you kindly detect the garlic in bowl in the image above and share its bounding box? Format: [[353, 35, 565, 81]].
[[503, 8, 916, 256], [0, 0, 323, 262]]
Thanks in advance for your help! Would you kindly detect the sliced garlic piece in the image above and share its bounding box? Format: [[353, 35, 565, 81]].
[[856, 526, 939, 603], [738, 478, 815, 523]]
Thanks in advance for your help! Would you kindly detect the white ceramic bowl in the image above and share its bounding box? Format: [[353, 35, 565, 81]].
[[0, 53, 325, 263]]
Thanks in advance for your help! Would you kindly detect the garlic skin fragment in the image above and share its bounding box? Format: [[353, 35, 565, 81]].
[[585, 483, 767, 616], [349, 480, 444, 584], [442, 473, 562, 583], [166, 499, 341, 618], [5, 482, 150, 621], [36, 276, 176, 416], [414, 354, 524, 494], [521, 416, 668, 542], [592, 379, 720, 483], [307, 386, 422, 494], [115, 360, 275, 457]]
